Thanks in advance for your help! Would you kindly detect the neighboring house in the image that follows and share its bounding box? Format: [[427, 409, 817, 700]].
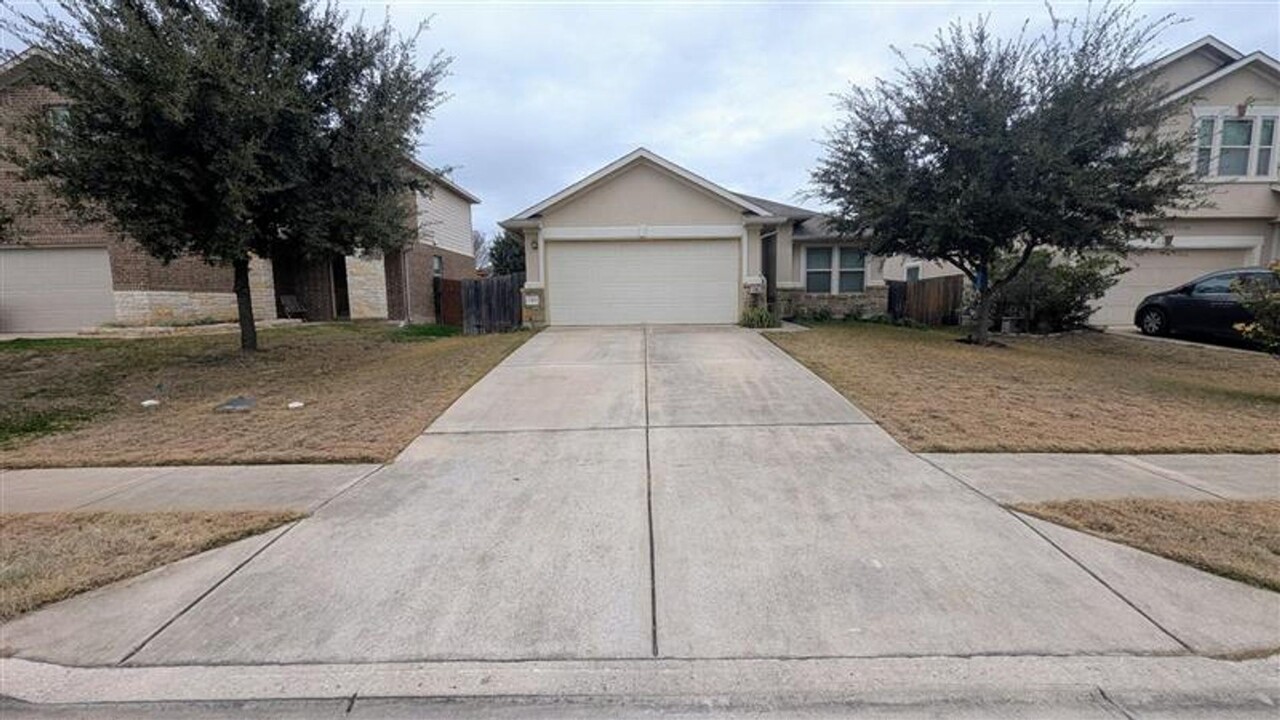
[[500, 148, 887, 326], [0, 49, 478, 332], [882, 35, 1280, 327]]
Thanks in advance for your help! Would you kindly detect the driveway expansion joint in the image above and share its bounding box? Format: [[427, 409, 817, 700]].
[[1113, 455, 1229, 499], [914, 454, 1198, 654]]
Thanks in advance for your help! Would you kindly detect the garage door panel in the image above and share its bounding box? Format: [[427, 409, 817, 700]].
[[0, 248, 115, 332], [1091, 249, 1251, 327], [547, 240, 738, 325]]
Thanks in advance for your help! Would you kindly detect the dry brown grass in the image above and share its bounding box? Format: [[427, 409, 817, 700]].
[[0, 323, 527, 468], [0, 510, 301, 621], [769, 323, 1280, 453], [1013, 499, 1280, 592]]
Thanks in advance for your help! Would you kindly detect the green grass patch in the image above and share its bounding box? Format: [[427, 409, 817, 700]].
[[389, 324, 461, 342], [0, 337, 106, 352], [0, 409, 96, 445]]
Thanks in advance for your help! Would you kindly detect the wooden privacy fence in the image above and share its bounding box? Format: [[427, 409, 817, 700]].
[[886, 275, 964, 325], [436, 272, 524, 335]]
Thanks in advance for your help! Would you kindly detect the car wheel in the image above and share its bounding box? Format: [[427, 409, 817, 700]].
[[1138, 307, 1168, 336]]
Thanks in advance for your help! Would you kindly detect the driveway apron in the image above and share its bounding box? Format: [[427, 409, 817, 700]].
[[10, 325, 1260, 667]]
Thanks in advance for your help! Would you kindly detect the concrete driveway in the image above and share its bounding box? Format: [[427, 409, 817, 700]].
[[4, 326, 1276, 668]]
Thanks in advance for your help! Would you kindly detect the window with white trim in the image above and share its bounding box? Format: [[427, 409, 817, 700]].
[[1193, 112, 1278, 179], [804, 246, 866, 294]]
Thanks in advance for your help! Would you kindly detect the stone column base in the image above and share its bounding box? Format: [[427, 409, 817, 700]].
[[521, 286, 546, 327]]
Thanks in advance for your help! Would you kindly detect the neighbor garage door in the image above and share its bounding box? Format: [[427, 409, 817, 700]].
[[546, 239, 739, 325], [0, 247, 115, 332], [1091, 248, 1253, 326]]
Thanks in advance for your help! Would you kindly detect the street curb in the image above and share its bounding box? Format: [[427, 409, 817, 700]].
[[3, 655, 1278, 707]]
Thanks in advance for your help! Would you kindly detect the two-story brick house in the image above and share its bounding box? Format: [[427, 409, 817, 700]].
[[0, 49, 478, 332]]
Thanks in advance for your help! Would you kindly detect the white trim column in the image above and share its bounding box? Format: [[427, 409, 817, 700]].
[[774, 223, 800, 289]]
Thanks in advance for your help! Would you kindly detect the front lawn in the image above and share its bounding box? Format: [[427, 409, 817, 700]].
[[768, 322, 1280, 453], [0, 511, 301, 621], [1013, 499, 1280, 592], [0, 323, 527, 467]]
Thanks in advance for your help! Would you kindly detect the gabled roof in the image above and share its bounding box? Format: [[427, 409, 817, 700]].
[[0, 47, 51, 88], [506, 147, 773, 221], [1160, 50, 1280, 105], [733, 193, 817, 221], [1140, 35, 1243, 79], [407, 157, 481, 204]]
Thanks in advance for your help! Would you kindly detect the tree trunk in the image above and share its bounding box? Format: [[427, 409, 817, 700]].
[[233, 257, 258, 352], [971, 289, 997, 345]]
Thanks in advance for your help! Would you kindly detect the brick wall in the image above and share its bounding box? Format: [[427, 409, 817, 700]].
[[386, 244, 476, 324], [1, 75, 237, 304]]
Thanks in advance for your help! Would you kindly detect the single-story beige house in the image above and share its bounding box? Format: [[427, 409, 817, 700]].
[[500, 148, 886, 326]]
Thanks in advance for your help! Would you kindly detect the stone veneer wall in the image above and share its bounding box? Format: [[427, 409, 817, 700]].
[[113, 257, 276, 325], [779, 285, 888, 320], [520, 286, 546, 326], [345, 254, 388, 319]]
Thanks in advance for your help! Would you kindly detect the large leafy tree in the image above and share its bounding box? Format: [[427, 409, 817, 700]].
[[2, 1, 449, 350], [812, 1, 1201, 344]]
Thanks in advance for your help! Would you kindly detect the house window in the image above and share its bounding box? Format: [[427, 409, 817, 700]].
[[1193, 113, 1278, 179], [1218, 119, 1253, 176], [1194, 118, 1214, 177], [805, 247, 832, 293], [805, 246, 865, 294], [838, 249, 865, 292], [432, 255, 444, 278], [906, 265, 922, 283]]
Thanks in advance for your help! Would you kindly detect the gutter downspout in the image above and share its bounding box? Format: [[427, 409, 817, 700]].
[[402, 248, 412, 324]]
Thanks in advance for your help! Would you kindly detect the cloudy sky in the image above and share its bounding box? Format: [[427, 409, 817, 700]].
[[6, 1, 1277, 234], [366, 0, 1277, 235]]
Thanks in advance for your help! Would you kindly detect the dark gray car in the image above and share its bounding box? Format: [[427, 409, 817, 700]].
[[1134, 266, 1277, 338]]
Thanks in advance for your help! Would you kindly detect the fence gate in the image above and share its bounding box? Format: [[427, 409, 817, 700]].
[[454, 272, 525, 335], [888, 275, 964, 325], [434, 277, 465, 327]]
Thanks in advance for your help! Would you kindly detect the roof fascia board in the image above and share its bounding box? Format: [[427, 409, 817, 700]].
[[509, 148, 771, 220]]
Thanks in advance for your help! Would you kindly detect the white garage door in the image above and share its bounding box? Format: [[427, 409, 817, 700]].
[[0, 247, 115, 332], [547, 239, 739, 325], [1091, 248, 1253, 326]]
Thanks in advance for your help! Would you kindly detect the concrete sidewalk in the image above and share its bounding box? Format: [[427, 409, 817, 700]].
[[1, 464, 382, 513], [0, 327, 1277, 713], [923, 453, 1279, 503]]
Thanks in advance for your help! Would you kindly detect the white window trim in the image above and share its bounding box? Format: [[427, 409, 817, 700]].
[[801, 245, 867, 295], [1191, 107, 1279, 181]]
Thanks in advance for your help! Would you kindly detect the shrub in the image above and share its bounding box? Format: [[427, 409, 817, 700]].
[[991, 250, 1125, 333], [794, 305, 834, 323], [1234, 263, 1280, 355], [739, 306, 778, 328]]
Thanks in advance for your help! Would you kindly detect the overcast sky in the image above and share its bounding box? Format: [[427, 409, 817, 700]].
[[367, 0, 1277, 235], [6, 2, 1278, 234]]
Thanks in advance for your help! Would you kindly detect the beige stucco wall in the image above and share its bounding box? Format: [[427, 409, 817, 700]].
[[880, 255, 963, 282], [346, 253, 388, 319], [1149, 51, 1225, 94], [1156, 57, 1280, 221], [540, 161, 745, 227]]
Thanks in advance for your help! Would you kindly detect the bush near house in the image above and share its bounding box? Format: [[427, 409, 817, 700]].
[[1235, 262, 1280, 355], [991, 250, 1126, 333]]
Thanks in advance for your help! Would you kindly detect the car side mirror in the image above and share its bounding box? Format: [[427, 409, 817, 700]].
[[1178, 285, 1194, 295]]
